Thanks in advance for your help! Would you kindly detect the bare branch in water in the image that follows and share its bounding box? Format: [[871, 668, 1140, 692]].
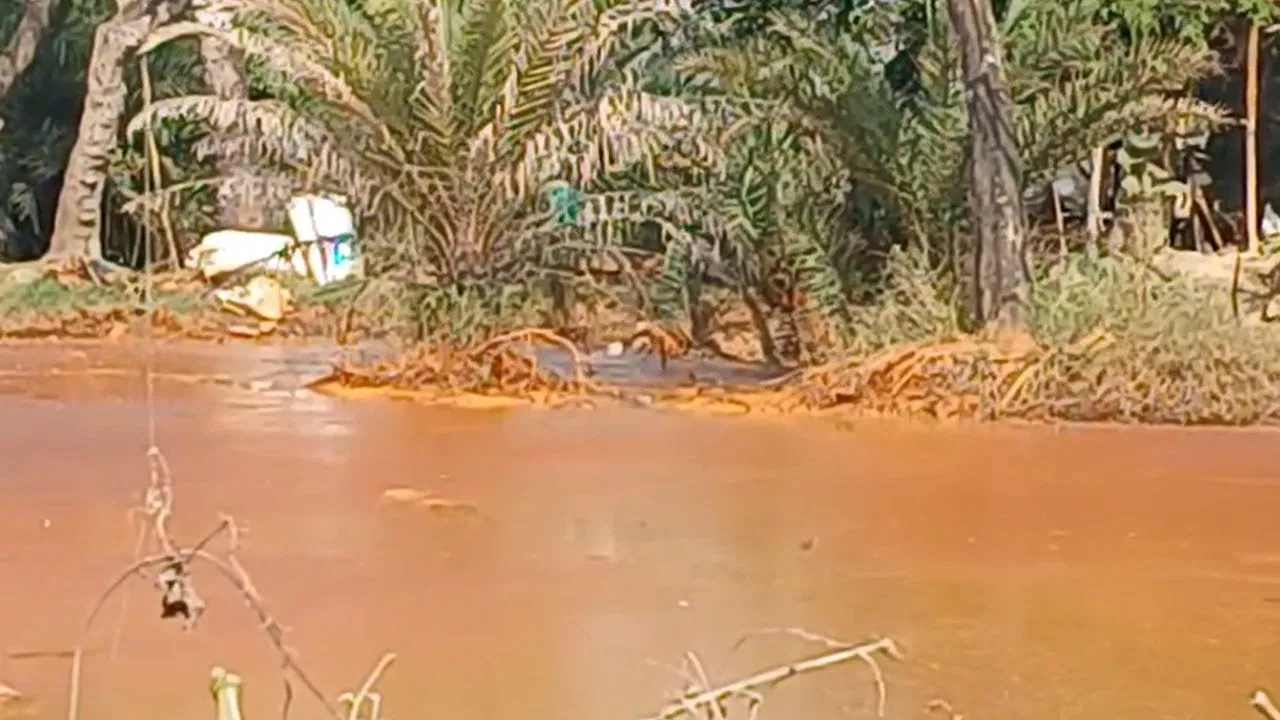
[[644, 637, 902, 720]]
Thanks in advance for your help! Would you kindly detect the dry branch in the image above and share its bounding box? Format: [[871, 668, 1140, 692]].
[[643, 637, 902, 720], [473, 328, 592, 388], [339, 653, 397, 720], [68, 445, 346, 720]]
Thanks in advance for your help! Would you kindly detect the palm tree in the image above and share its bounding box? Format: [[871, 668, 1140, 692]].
[[46, 0, 189, 261], [672, 1, 1228, 334], [133, 0, 723, 296]]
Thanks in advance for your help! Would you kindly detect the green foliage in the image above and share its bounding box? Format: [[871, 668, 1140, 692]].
[[109, 39, 223, 262], [658, 0, 1226, 351], [1, 0, 1268, 372], [0, 275, 129, 314], [132, 0, 724, 340], [1099, 0, 1280, 43], [0, 0, 112, 259], [1025, 253, 1280, 425], [839, 244, 962, 354]]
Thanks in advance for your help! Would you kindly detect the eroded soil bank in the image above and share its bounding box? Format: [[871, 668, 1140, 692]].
[[2, 341, 1280, 720]]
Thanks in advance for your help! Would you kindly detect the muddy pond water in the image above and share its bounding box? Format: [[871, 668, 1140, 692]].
[[2, 341, 1280, 720]]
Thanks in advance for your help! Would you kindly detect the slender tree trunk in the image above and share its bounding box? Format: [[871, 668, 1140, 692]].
[[1086, 145, 1106, 255], [947, 0, 1030, 330], [1245, 21, 1261, 255], [0, 0, 57, 101]]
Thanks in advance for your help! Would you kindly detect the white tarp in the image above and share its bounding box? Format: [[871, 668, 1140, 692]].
[[187, 193, 361, 284]]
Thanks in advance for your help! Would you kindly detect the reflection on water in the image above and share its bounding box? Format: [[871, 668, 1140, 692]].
[[1, 342, 1280, 720]]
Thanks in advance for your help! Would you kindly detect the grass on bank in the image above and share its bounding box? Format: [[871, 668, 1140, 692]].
[[5, 245, 1280, 426], [325, 246, 1280, 426]]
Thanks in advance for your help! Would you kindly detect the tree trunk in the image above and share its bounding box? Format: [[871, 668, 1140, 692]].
[[45, 0, 193, 260], [0, 0, 57, 101], [1245, 21, 1261, 255], [195, 0, 254, 228], [46, 14, 152, 259], [1086, 145, 1105, 255], [947, 0, 1031, 331]]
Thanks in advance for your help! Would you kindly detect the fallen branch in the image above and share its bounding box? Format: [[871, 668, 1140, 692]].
[[472, 328, 592, 388], [1253, 690, 1280, 720], [643, 637, 901, 720]]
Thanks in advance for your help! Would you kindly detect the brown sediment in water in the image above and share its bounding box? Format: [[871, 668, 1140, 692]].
[[3, 341, 1280, 720]]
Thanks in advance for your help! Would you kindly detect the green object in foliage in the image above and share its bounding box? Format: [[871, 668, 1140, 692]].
[[210, 667, 244, 720], [549, 185, 583, 227]]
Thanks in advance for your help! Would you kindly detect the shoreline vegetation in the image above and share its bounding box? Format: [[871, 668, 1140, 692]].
[[5, 1, 1280, 430], [7, 244, 1280, 428]]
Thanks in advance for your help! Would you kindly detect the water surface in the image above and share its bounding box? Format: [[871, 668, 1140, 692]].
[[2, 341, 1279, 720]]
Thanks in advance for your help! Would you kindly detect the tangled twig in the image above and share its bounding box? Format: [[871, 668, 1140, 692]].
[[69, 447, 345, 720]]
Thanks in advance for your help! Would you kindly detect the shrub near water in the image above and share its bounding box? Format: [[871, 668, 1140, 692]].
[[1027, 255, 1280, 425], [787, 253, 1280, 426]]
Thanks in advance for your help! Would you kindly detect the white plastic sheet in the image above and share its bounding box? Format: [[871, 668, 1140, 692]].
[[189, 194, 361, 284]]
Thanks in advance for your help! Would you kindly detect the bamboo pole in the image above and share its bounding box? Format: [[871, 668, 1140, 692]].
[[1245, 21, 1261, 255], [140, 58, 181, 269]]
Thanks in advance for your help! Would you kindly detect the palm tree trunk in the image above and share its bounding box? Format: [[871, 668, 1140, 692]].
[[947, 0, 1031, 330], [46, 14, 153, 259], [46, 0, 193, 260], [0, 0, 57, 101]]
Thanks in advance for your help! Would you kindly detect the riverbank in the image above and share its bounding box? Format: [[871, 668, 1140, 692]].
[[8, 247, 1280, 428]]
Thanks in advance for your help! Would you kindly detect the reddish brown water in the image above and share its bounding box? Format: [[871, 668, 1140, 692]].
[[3, 341, 1280, 720]]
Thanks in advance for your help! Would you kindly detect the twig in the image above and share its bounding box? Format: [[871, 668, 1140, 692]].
[[1233, 244, 1244, 322], [282, 675, 294, 720], [1253, 690, 1280, 720], [731, 627, 852, 652], [643, 638, 901, 720], [684, 653, 725, 720], [341, 654, 397, 720], [204, 553, 343, 720], [67, 646, 81, 720], [69, 543, 342, 720], [733, 629, 893, 717], [186, 518, 232, 558], [6, 648, 99, 660]]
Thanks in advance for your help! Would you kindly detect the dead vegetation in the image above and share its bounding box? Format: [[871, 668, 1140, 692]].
[[319, 277, 1280, 426], [326, 329, 597, 400]]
